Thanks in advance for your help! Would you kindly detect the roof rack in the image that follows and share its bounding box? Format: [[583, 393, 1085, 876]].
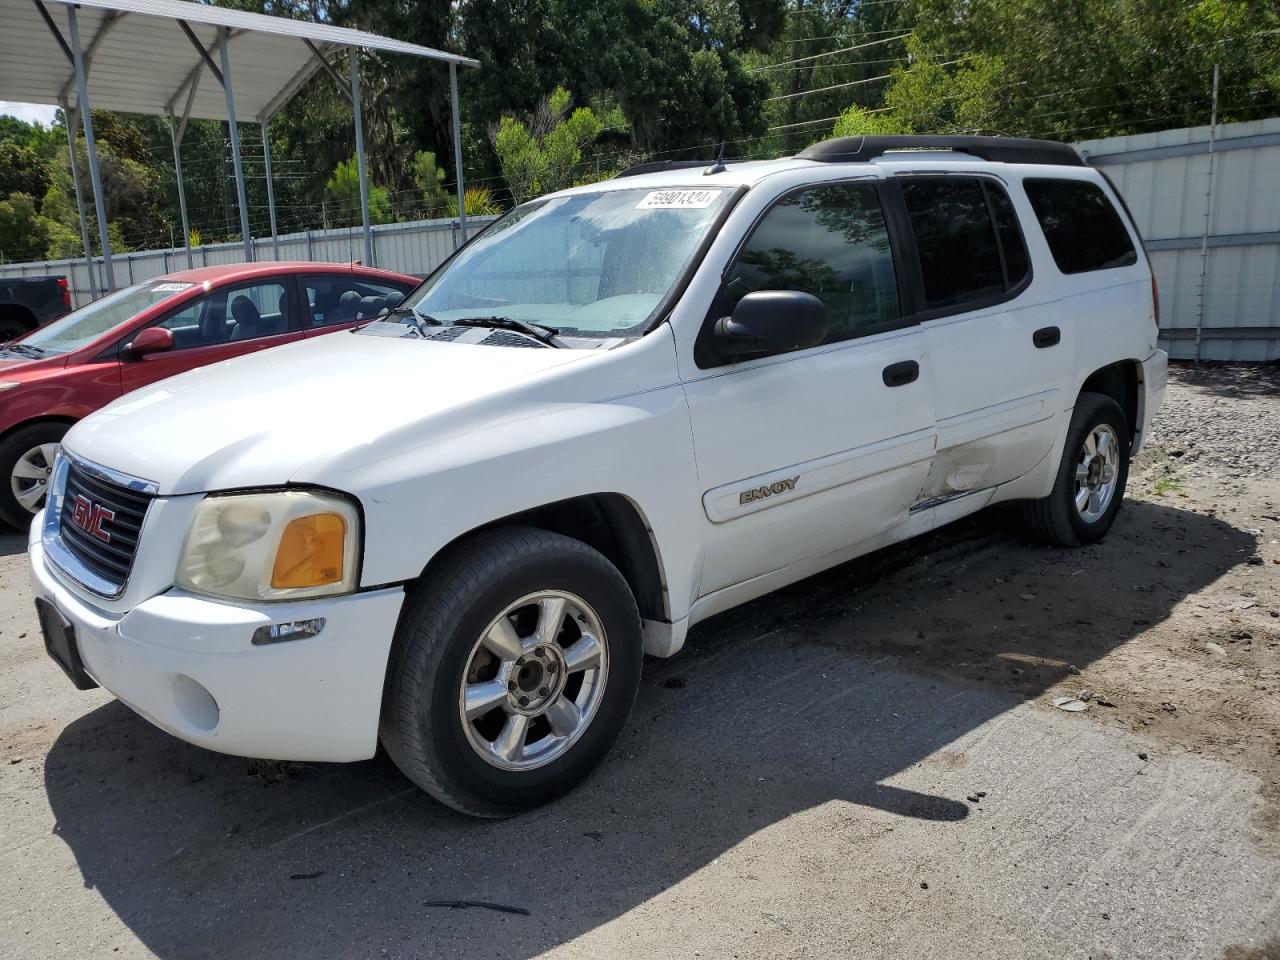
[[614, 158, 747, 179], [795, 135, 1084, 167]]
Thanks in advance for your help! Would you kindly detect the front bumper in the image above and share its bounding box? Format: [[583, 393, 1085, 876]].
[[29, 521, 404, 762]]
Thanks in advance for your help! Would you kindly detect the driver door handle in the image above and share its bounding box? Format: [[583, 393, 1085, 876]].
[[1033, 326, 1061, 348], [882, 360, 919, 387]]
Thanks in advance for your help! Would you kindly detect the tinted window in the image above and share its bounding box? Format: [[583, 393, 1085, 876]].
[[305, 276, 410, 328], [1024, 178, 1138, 274], [143, 280, 291, 350], [716, 183, 900, 346], [901, 178, 1006, 310], [985, 181, 1030, 288]]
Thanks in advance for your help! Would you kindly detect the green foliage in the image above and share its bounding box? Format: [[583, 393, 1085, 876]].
[[412, 150, 451, 216], [0, 142, 51, 205], [491, 86, 623, 203], [189, 227, 202, 248], [0, 194, 51, 262], [889, 0, 1280, 140], [446, 186, 502, 217], [830, 105, 910, 139], [325, 157, 394, 225]]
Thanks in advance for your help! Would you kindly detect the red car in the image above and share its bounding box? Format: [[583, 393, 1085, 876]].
[[0, 261, 418, 527]]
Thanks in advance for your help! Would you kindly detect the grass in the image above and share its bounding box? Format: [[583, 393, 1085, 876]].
[[1153, 474, 1185, 496]]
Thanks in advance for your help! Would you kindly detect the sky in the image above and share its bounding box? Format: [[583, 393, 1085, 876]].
[[1, 101, 59, 126]]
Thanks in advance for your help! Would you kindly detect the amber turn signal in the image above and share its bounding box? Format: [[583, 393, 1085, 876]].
[[271, 513, 347, 589]]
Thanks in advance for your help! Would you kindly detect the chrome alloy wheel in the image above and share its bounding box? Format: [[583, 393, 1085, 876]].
[[1074, 423, 1119, 523], [458, 591, 609, 771], [10, 442, 59, 515]]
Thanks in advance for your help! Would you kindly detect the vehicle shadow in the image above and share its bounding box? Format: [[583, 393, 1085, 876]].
[[1168, 360, 1279, 401], [42, 500, 1253, 959], [0, 529, 27, 558]]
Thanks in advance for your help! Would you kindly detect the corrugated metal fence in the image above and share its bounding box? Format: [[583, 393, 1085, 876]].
[[1078, 118, 1280, 361], [0, 216, 497, 310]]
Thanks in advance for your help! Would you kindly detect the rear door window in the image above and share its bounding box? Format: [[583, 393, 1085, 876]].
[[900, 177, 1029, 311], [1023, 178, 1138, 274], [304, 276, 410, 327]]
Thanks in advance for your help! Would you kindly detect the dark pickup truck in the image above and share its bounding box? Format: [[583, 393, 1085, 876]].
[[0, 275, 71, 341]]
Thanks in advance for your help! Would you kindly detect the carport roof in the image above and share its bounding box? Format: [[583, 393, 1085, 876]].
[[1, 0, 479, 123]]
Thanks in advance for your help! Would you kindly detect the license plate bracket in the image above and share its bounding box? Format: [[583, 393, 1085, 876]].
[[35, 597, 98, 691]]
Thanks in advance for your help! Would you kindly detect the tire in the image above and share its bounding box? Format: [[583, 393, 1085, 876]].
[[0, 422, 68, 530], [0, 317, 32, 342], [1020, 392, 1130, 547], [379, 527, 643, 817]]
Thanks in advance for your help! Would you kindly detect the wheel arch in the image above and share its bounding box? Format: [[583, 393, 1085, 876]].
[[409, 492, 670, 628], [1078, 359, 1140, 446], [0, 303, 39, 332], [0, 415, 78, 446]]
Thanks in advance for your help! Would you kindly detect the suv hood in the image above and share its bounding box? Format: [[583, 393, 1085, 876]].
[[66, 331, 588, 495]]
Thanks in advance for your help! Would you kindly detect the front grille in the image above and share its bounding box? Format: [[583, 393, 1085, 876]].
[[58, 461, 154, 591]]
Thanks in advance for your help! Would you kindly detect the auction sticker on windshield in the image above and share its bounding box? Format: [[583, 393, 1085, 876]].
[[636, 189, 723, 210], [151, 282, 194, 292]]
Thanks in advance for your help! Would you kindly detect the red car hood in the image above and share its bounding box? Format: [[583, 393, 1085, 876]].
[[0, 352, 68, 377]]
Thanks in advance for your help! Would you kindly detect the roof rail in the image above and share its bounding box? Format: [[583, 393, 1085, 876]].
[[795, 135, 1084, 167], [614, 158, 747, 179]]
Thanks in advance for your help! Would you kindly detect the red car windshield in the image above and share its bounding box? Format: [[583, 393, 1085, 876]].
[[18, 281, 195, 356]]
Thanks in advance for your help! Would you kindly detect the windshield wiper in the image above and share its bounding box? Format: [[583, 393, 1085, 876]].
[[2, 343, 47, 358], [451, 316, 561, 348], [385, 305, 442, 337]]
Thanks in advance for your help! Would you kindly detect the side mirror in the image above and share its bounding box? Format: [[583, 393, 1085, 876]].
[[713, 290, 827, 360], [123, 326, 174, 361]]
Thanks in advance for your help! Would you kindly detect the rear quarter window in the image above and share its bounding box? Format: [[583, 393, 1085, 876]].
[[1023, 178, 1138, 274]]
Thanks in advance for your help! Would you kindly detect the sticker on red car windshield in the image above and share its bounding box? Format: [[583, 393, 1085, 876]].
[[635, 189, 723, 210], [151, 282, 194, 292]]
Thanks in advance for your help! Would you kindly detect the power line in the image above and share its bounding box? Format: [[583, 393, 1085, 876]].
[[753, 33, 911, 71]]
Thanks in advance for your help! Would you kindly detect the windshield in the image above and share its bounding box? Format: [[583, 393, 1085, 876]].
[[16, 281, 193, 356], [388, 187, 732, 339]]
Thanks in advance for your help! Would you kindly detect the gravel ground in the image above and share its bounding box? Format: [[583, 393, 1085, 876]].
[[1143, 363, 1280, 480], [1, 362, 1278, 960]]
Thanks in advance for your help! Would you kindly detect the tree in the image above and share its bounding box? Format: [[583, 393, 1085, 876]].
[[830, 104, 910, 138], [490, 87, 623, 203], [0, 194, 52, 262], [412, 150, 451, 217], [0, 142, 51, 205], [881, 0, 1280, 140], [325, 157, 393, 225]]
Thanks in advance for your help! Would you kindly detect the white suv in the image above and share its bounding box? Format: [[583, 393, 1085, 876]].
[[30, 136, 1167, 816]]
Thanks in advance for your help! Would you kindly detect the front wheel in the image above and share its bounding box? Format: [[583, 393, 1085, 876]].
[[1020, 392, 1130, 547], [379, 527, 643, 817], [0, 423, 68, 530]]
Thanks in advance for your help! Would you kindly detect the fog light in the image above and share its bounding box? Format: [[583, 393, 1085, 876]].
[[251, 617, 326, 646]]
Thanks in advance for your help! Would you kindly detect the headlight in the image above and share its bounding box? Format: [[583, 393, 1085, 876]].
[[176, 490, 360, 601]]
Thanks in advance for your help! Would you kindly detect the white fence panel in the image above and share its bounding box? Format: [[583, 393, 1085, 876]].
[[1078, 117, 1280, 361], [0, 216, 495, 310]]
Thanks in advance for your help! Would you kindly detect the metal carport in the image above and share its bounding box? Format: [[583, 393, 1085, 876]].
[[0, 0, 479, 296]]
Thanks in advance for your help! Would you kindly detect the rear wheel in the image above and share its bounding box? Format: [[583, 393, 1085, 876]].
[[1020, 392, 1129, 547], [379, 527, 643, 817], [0, 423, 68, 529]]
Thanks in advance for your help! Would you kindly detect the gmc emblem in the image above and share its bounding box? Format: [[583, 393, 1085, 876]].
[[69, 494, 114, 543]]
